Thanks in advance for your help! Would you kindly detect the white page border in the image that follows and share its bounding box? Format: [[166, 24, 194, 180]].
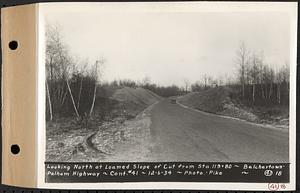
[[36, 2, 297, 191]]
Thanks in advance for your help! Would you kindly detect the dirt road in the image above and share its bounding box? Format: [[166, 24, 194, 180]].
[[147, 99, 289, 162]]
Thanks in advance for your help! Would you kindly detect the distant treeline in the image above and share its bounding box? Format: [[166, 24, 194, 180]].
[[190, 42, 289, 106], [107, 79, 186, 97]]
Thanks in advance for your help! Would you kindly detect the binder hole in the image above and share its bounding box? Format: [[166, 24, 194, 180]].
[[11, 144, 20, 154], [9, 41, 18, 50]]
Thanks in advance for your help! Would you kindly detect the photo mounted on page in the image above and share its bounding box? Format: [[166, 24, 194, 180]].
[[38, 2, 297, 191]]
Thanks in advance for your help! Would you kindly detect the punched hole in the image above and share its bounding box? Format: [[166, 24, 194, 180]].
[[9, 40, 18, 50], [11, 144, 20, 154]]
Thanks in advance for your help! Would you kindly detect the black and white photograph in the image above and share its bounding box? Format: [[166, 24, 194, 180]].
[[39, 2, 297, 190]]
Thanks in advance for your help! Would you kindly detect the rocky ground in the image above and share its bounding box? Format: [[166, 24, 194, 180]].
[[46, 87, 160, 162], [46, 102, 157, 162]]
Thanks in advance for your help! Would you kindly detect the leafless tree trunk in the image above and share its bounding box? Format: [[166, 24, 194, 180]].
[[89, 60, 103, 117], [269, 68, 274, 99], [183, 79, 190, 94], [269, 82, 273, 99], [264, 82, 268, 99], [46, 81, 53, 121], [77, 76, 83, 109], [277, 83, 281, 104], [249, 53, 261, 102], [61, 90, 68, 105], [236, 41, 249, 99], [89, 82, 97, 116], [66, 79, 80, 118], [252, 83, 255, 102], [261, 83, 264, 98], [203, 74, 209, 88]]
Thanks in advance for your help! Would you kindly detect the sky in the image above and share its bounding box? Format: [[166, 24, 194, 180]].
[[41, 2, 294, 87]]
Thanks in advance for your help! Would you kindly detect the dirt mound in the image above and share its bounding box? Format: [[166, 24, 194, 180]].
[[112, 87, 161, 118], [179, 87, 231, 113], [178, 87, 259, 122]]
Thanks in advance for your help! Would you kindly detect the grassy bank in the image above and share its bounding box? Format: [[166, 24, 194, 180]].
[[178, 87, 289, 129]]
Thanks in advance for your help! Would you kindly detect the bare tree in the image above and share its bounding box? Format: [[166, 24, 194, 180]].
[[46, 23, 80, 118], [46, 23, 70, 118], [235, 41, 249, 99], [275, 69, 283, 104], [46, 81, 53, 121], [282, 61, 290, 89], [62, 54, 80, 118], [275, 64, 289, 104], [77, 76, 83, 109], [231, 42, 289, 105], [89, 58, 105, 117], [76, 60, 88, 109], [66, 76, 80, 118], [268, 67, 275, 99], [217, 75, 224, 86], [257, 54, 265, 99], [249, 53, 260, 102], [183, 79, 190, 94], [203, 74, 209, 88], [141, 76, 151, 88]]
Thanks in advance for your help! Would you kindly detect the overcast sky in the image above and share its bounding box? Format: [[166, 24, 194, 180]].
[[41, 3, 293, 87]]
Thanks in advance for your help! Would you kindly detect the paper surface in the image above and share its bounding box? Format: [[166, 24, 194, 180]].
[[1, 4, 38, 188], [4, 2, 297, 190], [38, 2, 297, 191]]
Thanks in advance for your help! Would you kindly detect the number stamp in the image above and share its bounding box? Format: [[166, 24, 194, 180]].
[[268, 183, 286, 191]]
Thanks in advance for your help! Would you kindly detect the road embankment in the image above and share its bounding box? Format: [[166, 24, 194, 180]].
[[177, 87, 288, 130]]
